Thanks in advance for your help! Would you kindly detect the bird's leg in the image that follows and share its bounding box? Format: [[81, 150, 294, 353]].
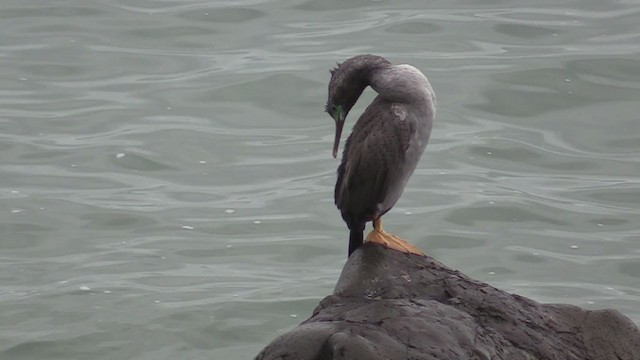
[[365, 218, 424, 255]]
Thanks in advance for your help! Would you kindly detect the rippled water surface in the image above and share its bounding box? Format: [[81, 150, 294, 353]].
[[1, 0, 639, 358]]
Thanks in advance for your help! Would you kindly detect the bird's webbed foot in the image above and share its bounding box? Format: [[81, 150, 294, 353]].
[[365, 218, 424, 256]]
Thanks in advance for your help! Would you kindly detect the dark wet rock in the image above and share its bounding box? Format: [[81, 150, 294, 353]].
[[255, 242, 640, 360]]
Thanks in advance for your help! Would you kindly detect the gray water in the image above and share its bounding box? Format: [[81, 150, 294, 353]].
[[1, 0, 639, 359]]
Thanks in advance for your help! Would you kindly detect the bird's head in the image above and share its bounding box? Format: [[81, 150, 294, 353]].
[[325, 55, 390, 158]]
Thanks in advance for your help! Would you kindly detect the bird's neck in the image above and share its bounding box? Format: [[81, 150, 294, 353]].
[[369, 65, 436, 110]]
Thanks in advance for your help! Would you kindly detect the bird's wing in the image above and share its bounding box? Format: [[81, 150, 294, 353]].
[[335, 101, 414, 220]]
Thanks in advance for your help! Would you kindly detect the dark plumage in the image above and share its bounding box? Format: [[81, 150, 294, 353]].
[[326, 54, 436, 257]]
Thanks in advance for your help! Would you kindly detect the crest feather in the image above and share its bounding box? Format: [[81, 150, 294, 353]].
[[330, 62, 341, 75]]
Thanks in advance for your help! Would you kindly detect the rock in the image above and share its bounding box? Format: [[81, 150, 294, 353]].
[[255, 242, 640, 360]]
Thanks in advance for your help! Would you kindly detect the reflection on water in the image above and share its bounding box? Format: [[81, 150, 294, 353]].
[[1, 0, 639, 359]]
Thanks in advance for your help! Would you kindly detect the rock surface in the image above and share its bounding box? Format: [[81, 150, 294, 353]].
[[255, 242, 640, 360]]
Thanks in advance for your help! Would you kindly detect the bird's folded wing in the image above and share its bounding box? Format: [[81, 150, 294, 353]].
[[335, 104, 414, 217]]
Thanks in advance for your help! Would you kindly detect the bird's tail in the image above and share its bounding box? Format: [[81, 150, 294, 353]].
[[348, 222, 365, 257]]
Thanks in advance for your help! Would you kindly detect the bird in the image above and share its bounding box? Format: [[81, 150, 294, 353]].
[[325, 54, 436, 257]]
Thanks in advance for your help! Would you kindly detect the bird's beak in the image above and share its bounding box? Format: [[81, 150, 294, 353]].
[[332, 108, 345, 159]]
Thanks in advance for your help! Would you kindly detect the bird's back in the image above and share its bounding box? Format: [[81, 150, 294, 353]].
[[335, 96, 431, 224]]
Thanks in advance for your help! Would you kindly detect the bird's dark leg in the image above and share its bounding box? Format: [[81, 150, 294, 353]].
[[366, 217, 425, 255], [348, 221, 365, 257]]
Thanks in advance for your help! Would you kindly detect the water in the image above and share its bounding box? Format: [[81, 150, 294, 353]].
[[1, 0, 639, 358]]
